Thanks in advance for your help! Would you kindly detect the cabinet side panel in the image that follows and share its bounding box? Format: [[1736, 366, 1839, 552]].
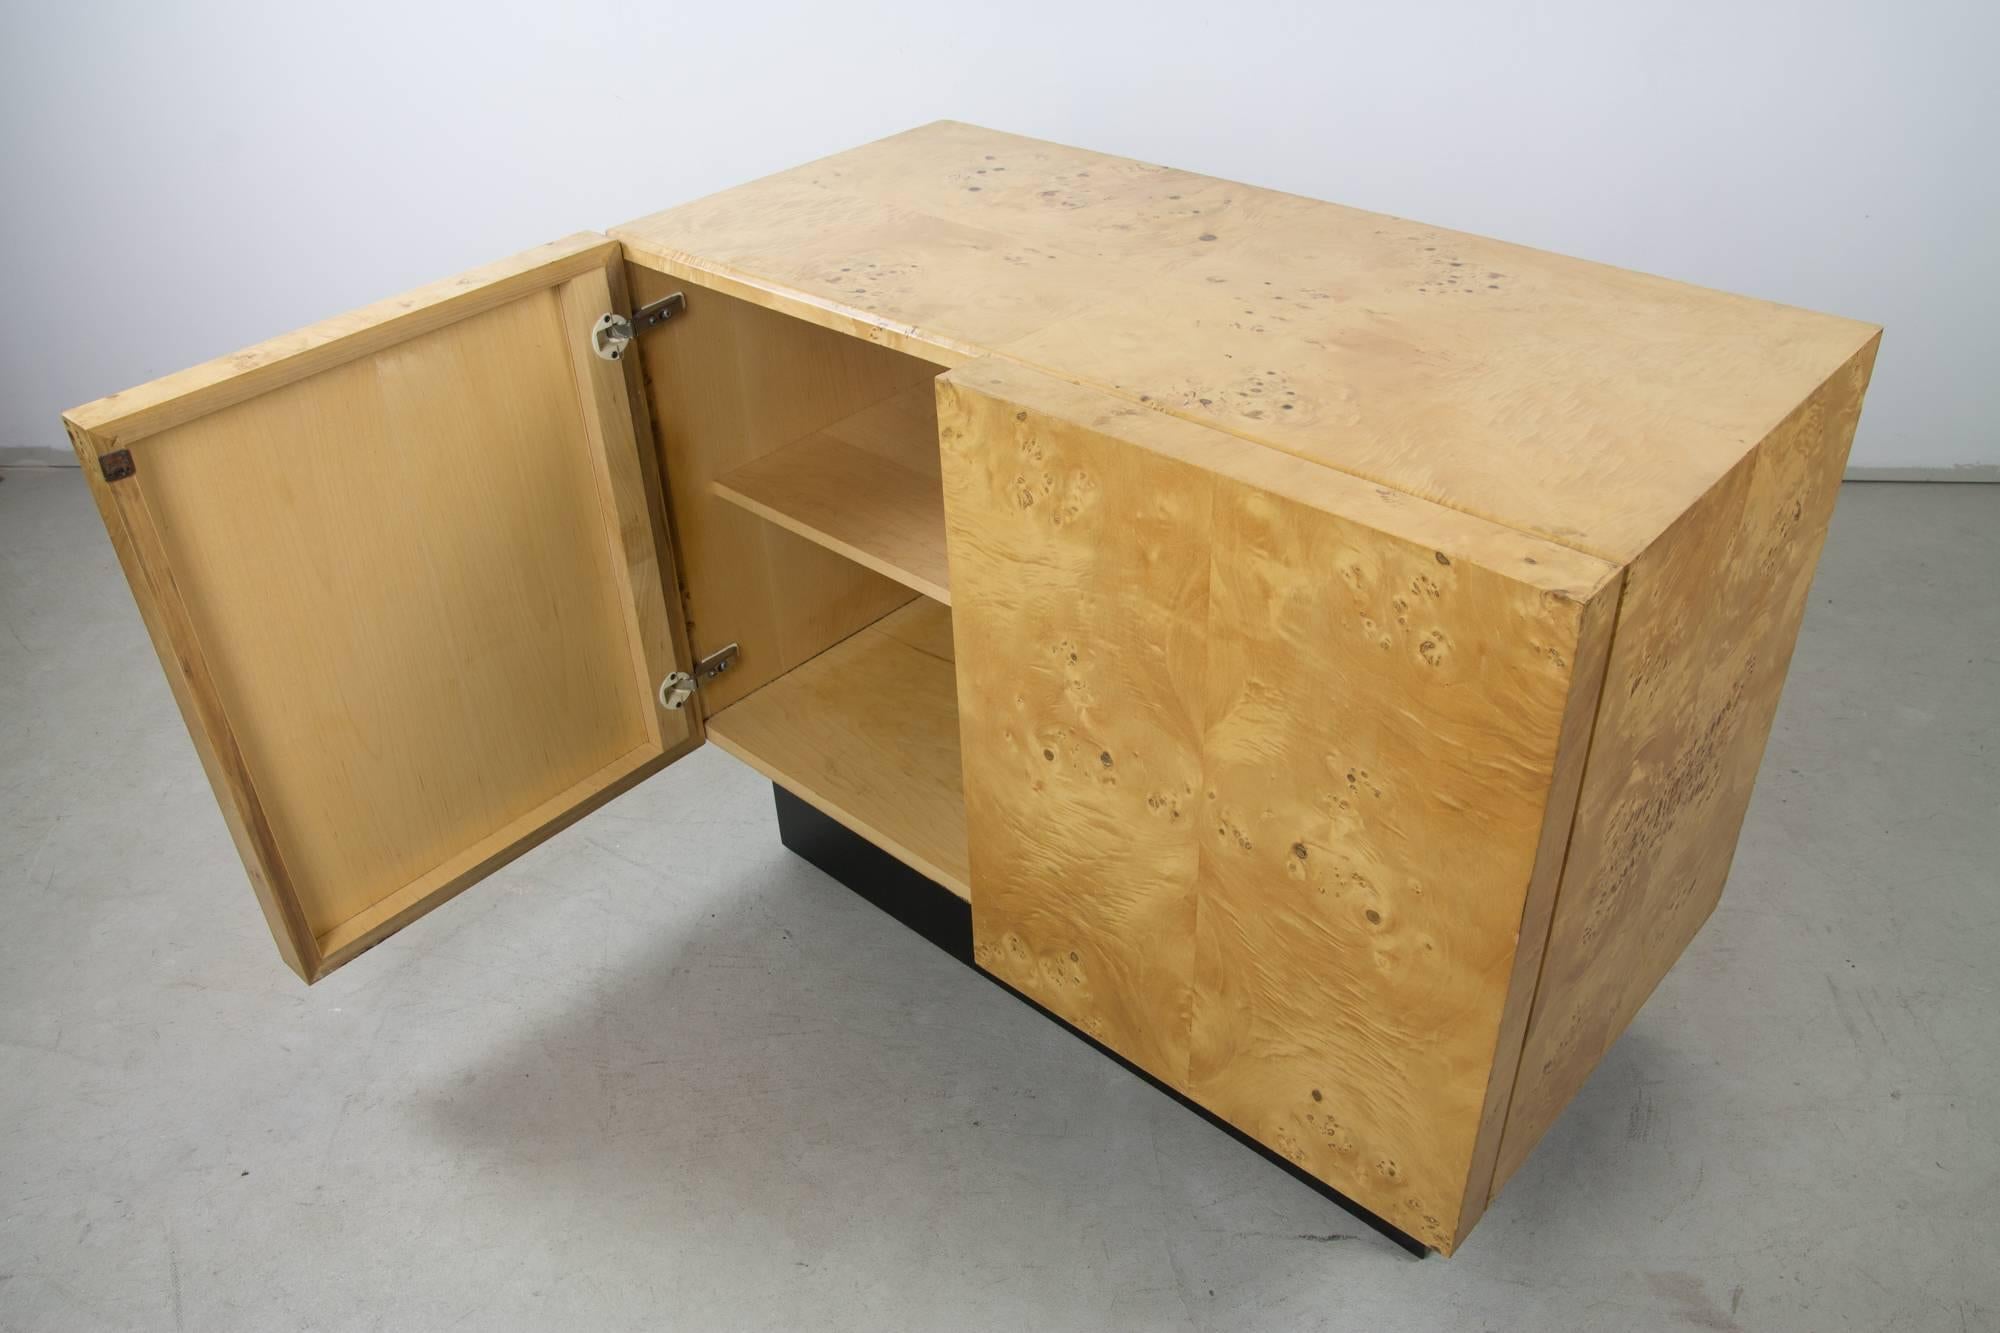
[[1494, 336, 1880, 1190], [941, 358, 1620, 1252], [1453, 575, 1619, 1241]]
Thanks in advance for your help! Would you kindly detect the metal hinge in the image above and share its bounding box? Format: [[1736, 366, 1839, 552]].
[[591, 291, 686, 361], [657, 642, 739, 711], [100, 449, 136, 482]]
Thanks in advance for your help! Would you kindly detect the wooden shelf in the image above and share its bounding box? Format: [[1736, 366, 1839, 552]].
[[710, 383, 951, 604], [707, 600, 968, 899]]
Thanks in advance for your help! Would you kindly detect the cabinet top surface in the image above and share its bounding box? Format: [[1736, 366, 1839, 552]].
[[613, 121, 1878, 564]]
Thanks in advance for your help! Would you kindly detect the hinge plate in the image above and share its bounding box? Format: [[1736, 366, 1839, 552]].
[[693, 642, 740, 682], [657, 641, 739, 711], [590, 291, 686, 362], [631, 291, 686, 332]]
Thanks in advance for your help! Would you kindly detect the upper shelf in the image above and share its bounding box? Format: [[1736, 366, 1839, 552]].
[[711, 381, 950, 603]]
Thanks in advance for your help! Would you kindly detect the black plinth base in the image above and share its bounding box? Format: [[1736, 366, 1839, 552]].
[[771, 784, 1430, 1258]]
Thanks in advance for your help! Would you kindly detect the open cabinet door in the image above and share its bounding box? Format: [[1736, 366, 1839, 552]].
[[63, 235, 698, 982]]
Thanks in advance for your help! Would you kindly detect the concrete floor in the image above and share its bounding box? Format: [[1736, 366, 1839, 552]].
[[0, 465, 1994, 1332]]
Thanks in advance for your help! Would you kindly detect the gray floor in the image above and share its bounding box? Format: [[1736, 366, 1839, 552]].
[[1, 466, 1994, 1332]]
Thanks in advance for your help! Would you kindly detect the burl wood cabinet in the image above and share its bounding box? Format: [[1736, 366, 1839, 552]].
[[64, 122, 1878, 1254]]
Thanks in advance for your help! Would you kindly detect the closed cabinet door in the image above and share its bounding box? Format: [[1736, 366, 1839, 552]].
[[65, 236, 698, 982], [936, 356, 1623, 1253]]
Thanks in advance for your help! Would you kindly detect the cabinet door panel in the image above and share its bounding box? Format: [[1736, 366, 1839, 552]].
[[937, 356, 1619, 1252], [65, 236, 696, 981]]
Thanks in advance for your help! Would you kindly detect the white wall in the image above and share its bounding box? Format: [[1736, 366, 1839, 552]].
[[3, 0, 1993, 471]]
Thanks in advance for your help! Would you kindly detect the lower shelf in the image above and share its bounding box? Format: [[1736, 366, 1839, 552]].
[[770, 784, 1430, 1259], [706, 599, 969, 899]]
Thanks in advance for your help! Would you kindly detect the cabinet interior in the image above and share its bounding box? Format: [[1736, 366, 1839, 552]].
[[628, 264, 968, 897]]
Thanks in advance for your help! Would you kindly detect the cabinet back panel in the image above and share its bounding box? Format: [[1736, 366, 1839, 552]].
[[135, 289, 649, 938]]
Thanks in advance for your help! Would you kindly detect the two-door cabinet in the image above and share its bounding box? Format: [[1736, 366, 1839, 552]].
[[63, 122, 1879, 1254]]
